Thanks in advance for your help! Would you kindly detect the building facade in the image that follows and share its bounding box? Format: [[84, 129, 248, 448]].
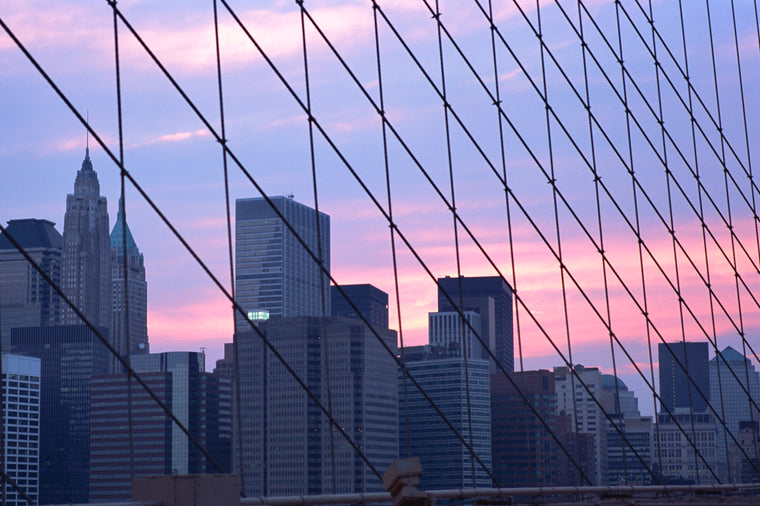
[[330, 284, 389, 328], [437, 275, 514, 373], [234, 316, 397, 496], [110, 197, 149, 368], [235, 196, 330, 328], [61, 149, 111, 329], [709, 345, 760, 481], [89, 372, 173, 502], [10, 324, 109, 504], [605, 415, 654, 485], [654, 411, 718, 484], [399, 345, 491, 489], [554, 365, 607, 485], [428, 311, 485, 360], [491, 370, 558, 487], [1, 354, 41, 506], [0, 219, 62, 350], [659, 342, 709, 414]]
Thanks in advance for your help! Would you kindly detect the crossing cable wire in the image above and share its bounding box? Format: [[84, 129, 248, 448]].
[[272, 2, 648, 485], [0, 469, 32, 506], [611, 0, 634, 483], [211, 0, 244, 484], [109, 0, 136, 486], [614, 0, 760, 279], [706, 0, 748, 481], [300, 0, 716, 484], [470, 0, 760, 476], [100, 0, 582, 485], [0, 21, 375, 483], [487, 0, 760, 420], [572, 0, 760, 415], [533, 0, 586, 483], [430, 0, 478, 487], [0, 8, 494, 486], [644, 0, 671, 476], [486, 0, 533, 481], [370, 0, 412, 460], [0, 220, 228, 478], [729, 0, 760, 468], [627, 0, 760, 210], [375, 0, 744, 481], [296, 0, 338, 493]]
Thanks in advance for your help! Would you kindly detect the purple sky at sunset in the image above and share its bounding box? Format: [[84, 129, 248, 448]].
[[4, 0, 760, 414]]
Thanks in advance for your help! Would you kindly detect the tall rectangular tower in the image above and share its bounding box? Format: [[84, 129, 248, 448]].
[[110, 197, 149, 363], [1, 354, 41, 506], [235, 196, 330, 328], [437, 275, 514, 372], [61, 149, 111, 328], [234, 316, 397, 496], [0, 219, 62, 350], [659, 341, 709, 414]]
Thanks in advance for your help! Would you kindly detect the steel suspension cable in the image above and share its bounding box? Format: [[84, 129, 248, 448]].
[[296, 0, 338, 493], [109, 0, 137, 486], [370, 0, 411, 460], [211, 0, 245, 486], [430, 0, 478, 487]]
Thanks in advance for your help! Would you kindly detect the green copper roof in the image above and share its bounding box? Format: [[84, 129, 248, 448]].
[[110, 197, 139, 254]]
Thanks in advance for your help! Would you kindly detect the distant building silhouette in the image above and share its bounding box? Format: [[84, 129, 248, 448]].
[[89, 352, 231, 502], [437, 275, 514, 373], [659, 342, 709, 414], [491, 369, 558, 487], [709, 346, 760, 480], [399, 345, 492, 489], [11, 324, 109, 504], [0, 219, 62, 350], [330, 283, 388, 328], [234, 316, 397, 496], [235, 196, 330, 328], [554, 365, 607, 485], [1, 354, 41, 506], [110, 197, 149, 364], [61, 149, 111, 329]]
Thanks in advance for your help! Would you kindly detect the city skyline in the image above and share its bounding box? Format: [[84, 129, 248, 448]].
[[3, 0, 760, 416]]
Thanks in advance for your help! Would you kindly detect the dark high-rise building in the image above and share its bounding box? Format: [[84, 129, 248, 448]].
[[491, 370, 558, 487], [110, 197, 149, 366], [131, 352, 206, 476], [399, 345, 492, 490], [0, 219, 62, 350], [659, 342, 710, 413], [89, 372, 173, 502], [437, 275, 514, 372], [234, 316, 397, 496], [330, 283, 389, 328], [10, 324, 109, 504], [88, 355, 232, 502], [235, 196, 330, 328], [61, 148, 111, 329]]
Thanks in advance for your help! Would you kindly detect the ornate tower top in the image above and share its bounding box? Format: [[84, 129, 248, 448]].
[[74, 148, 100, 197]]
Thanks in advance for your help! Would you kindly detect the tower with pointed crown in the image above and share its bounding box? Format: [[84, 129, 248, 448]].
[[61, 148, 112, 330], [111, 196, 149, 365]]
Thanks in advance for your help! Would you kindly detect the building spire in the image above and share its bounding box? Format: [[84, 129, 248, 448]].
[[85, 110, 90, 159]]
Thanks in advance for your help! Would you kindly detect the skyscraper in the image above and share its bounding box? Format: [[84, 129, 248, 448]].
[[659, 342, 710, 414], [0, 219, 62, 350], [235, 196, 330, 328], [61, 148, 111, 328], [437, 275, 514, 372], [1, 354, 41, 506], [110, 197, 149, 363], [330, 283, 389, 328], [234, 316, 397, 496], [399, 345, 492, 490], [10, 324, 109, 504], [709, 346, 760, 479]]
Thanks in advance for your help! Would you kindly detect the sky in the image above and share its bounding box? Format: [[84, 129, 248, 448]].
[[3, 0, 760, 414]]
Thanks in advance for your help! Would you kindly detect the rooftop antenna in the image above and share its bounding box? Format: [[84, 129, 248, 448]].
[[287, 193, 294, 200], [85, 109, 90, 158]]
